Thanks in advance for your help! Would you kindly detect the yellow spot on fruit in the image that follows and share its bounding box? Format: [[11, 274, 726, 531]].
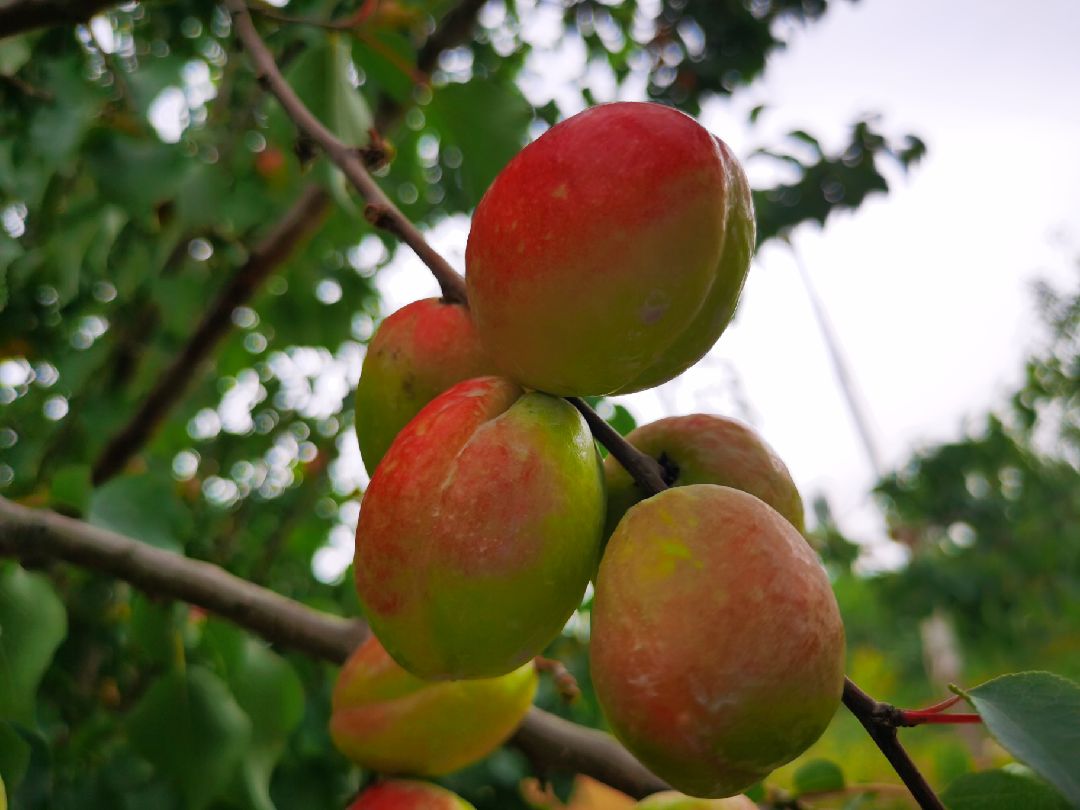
[[552, 183, 568, 199]]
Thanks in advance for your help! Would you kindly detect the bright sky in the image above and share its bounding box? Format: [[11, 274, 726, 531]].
[[369, 0, 1080, 572]]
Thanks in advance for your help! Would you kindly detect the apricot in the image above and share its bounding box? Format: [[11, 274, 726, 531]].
[[591, 485, 845, 798], [347, 780, 475, 809], [330, 635, 537, 776], [354, 376, 605, 679], [636, 793, 757, 810], [604, 414, 804, 542], [354, 298, 494, 475], [465, 102, 754, 396]]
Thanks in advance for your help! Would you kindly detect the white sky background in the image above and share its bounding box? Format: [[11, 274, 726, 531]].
[[372, 0, 1080, 571]]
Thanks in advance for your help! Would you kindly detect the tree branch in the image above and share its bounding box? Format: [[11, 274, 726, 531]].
[[227, 0, 468, 305], [0, 0, 112, 39], [0, 495, 365, 661], [841, 681, 946, 810], [0, 496, 667, 799], [223, 9, 943, 808], [88, 0, 483, 485], [574, 405, 944, 808], [91, 184, 331, 485]]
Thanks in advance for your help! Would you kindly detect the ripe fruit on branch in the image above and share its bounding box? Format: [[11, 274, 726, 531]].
[[636, 793, 757, 809], [604, 414, 804, 542], [330, 635, 536, 776], [347, 780, 476, 809], [354, 298, 495, 475], [465, 101, 755, 396], [354, 376, 605, 679], [591, 485, 845, 798]]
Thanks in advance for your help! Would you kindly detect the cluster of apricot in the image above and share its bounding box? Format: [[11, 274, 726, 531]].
[[333, 103, 846, 808]]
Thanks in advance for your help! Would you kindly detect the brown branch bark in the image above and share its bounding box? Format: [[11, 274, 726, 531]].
[[88, 0, 483, 486], [91, 184, 331, 485], [0, 496, 668, 799], [576, 409, 944, 808], [841, 681, 946, 810], [0, 495, 366, 662], [224, 9, 944, 808], [227, 0, 468, 305], [0, 0, 112, 39]]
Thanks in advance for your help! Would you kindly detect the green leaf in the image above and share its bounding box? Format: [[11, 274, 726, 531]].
[[607, 404, 637, 437], [424, 78, 533, 206], [286, 34, 372, 147], [200, 622, 304, 810], [50, 464, 92, 513], [0, 565, 67, 724], [962, 671, 1080, 803], [942, 769, 1069, 810], [793, 758, 845, 795], [87, 474, 191, 552], [84, 132, 188, 215], [0, 721, 30, 793], [0, 37, 31, 75], [127, 667, 252, 810]]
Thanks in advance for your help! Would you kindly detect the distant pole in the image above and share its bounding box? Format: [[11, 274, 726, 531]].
[[786, 236, 885, 478]]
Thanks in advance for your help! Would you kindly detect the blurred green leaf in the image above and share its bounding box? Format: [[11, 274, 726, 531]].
[[201, 622, 305, 810], [960, 672, 1080, 803], [424, 78, 532, 206], [287, 34, 373, 148], [84, 133, 188, 215], [793, 758, 845, 795], [49, 465, 92, 513], [127, 667, 251, 810], [0, 37, 31, 75], [87, 474, 192, 553], [0, 565, 67, 725], [941, 769, 1069, 810], [0, 721, 30, 793]]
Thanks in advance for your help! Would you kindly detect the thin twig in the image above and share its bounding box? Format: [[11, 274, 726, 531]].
[[227, 0, 467, 304], [842, 680, 946, 810], [224, 8, 945, 808], [0, 496, 668, 799], [89, 0, 482, 483], [566, 397, 669, 493], [91, 184, 331, 485]]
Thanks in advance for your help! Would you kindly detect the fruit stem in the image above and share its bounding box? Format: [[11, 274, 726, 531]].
[[899, 711, 982, 726], [903, 694, 963, 715], [565, 397, 668, 495], [227, 10, 947, 808]]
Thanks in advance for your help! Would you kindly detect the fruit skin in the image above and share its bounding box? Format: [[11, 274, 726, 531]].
[[603, 414, 804, 543], [636, 793, 757, 810], [329, 634, 537, 776], [347, 779, 476, 809], [591, 485, 845, 798], [354, 298, 495, 475], [465, 101, 754, 396], [354, 376, 605, 679]]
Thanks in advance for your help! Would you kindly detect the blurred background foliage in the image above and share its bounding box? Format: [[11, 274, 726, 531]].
[[0, 0, 1073, 807]]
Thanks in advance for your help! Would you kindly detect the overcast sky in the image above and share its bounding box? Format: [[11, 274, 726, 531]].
[[370, 0, 1080, 571]]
